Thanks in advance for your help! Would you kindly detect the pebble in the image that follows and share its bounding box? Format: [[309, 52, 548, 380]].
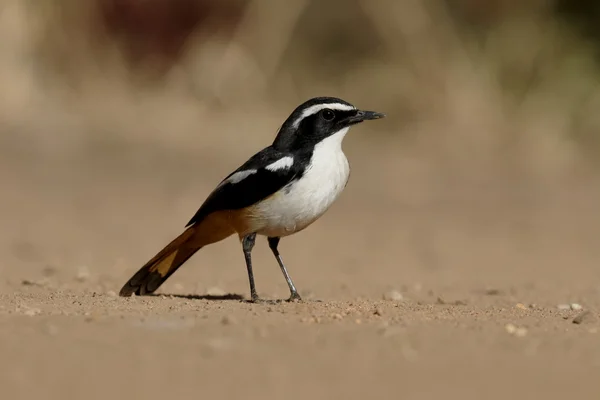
[[106, 290, 117, 297], [558, 303, 583, 311], [301, 316, 322, 324], [23, 307, 41, 317], [515, 327, 528, 337], [206, 287, 226, 297], [21, 278, 51, 287], [505, 323, 528, 337], [331, 313, 343, 320], [505, 323, 517, 334], [220, 315, 236, 325], [76, 266, 91, 282], [573, 311, 592, 325], [383, 290, 404, 302], [516, 303, 527, 310], [373, 308, 383, 316], [485, 288, 502, 296]]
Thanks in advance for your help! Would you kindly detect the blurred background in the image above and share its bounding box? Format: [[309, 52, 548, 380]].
[[1, 0, 599, 298]]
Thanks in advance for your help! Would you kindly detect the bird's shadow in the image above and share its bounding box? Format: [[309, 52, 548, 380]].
[[144, 292, 321, 304], [147, 293, 246, 301]]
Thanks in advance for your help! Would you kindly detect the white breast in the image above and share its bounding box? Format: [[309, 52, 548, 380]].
[[253, 128, 350, 237]]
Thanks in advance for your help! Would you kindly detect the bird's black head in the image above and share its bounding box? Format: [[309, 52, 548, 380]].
[[272, 96, 385, 152]]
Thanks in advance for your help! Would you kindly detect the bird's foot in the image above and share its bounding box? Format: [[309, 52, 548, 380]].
[[246, 292, 302, 304], [248, 298, 280, 305], [286, 292, 303, 303], [247, 293, 279, 305]]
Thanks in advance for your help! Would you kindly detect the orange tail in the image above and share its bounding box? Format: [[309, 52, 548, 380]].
[[119, 227, 201, 296], [119, 211, 237, 297]]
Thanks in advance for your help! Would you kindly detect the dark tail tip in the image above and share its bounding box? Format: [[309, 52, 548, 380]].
[[118, 283, 139, 297], [118, 268, 165, 297]]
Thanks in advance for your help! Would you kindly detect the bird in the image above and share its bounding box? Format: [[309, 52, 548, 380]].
[[118, 96, 385, 302]]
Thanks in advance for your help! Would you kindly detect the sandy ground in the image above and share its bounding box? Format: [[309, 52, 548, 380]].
[[1, 110, 600, 400]]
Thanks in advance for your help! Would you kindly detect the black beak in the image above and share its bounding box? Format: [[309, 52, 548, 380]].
[[347, 110, 386, 124]]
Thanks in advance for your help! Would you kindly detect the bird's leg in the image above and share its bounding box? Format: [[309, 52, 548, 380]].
[[242, 233, 260, 302], [268, 237, 302, 302]]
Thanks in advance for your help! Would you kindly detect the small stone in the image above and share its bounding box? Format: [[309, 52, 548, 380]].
[[515, 327, 528, 337], [42, 266, 57, 277], [505, 323, 527, 337], [383, 290, 404, 302], [23, 307, 41, 317], [573, 311, 592, 325], [485, 288, 502, 296], [355, 319, 362, 324], [106, 290, 117, 297], [557, 304, 571, 311], [76, 266, 90, 282], [505, 323, 517, 334], [221, 315, 236, 325], [206, 287, 226, 297], [21, 278, 50, 287], [516, 303, 527, 310], [331, 313, 343, 320], [373, 308, 383, 316], [570, 303, 583, 311]]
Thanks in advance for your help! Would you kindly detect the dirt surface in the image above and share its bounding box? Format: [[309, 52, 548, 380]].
[[1, 110, 600, 400]]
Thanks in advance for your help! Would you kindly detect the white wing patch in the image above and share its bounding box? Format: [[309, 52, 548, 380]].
[[292, 103, 355, 128], [220, 169, 257, 186], [252, 127, 351, 238], [265, 156, 294, 172]]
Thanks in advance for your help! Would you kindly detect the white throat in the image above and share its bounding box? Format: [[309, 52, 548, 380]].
[[315, 127, 349, 154], [251, 127, 351, 237]]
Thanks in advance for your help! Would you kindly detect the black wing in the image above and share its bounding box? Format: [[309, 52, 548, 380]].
[[185, 147, 305, 227]]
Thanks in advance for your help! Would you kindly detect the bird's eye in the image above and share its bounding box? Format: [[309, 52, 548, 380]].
[[321, 109, 335, 121]]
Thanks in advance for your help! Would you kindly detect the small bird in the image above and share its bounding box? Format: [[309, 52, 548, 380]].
[[119, 97, 385, 302]]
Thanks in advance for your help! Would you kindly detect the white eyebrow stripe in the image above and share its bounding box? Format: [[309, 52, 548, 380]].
[[219, 169, 257, 187], [292, 103, 356, 128], [265, 156, 294, 172]]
